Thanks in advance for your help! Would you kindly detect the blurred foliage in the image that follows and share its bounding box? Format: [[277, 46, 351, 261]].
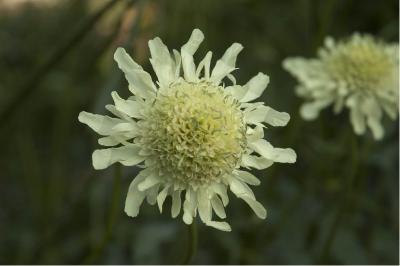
[[0, 0, 398, 264]]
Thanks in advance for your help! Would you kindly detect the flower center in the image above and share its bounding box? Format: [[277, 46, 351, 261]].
[[139, 80, 246, 186], [324, 38, 396, 92]]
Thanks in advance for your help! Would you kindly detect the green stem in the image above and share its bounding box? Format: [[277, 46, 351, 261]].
[[315, 0, 336, 46], [182, 222, 198, 265], [317, 134, 359, 263], [83, 164, 122, 264], [107, 163, 122, 233]]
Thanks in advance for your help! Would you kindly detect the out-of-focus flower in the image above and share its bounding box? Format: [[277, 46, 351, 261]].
[[78, 29, 296, 231], [283, 33, 399, 140]]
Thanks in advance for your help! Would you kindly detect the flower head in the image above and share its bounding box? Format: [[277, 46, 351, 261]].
[[79, 29, 296, 231], [283, 33, 399, 140]]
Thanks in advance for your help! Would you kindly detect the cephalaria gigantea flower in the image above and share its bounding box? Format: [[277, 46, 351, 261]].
[[283, 33, 399, 140], [79, 29, 296, 231]]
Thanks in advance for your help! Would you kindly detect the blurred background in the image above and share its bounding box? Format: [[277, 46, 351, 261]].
[[0, 0, 398, 264]]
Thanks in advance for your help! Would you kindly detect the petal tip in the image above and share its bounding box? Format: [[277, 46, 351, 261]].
[[124, 206, 138, 218], [92, 149, 108, 170], [287, 149, 297, 163], [77, 111, 88, 123], [232, 42, 244, 51], [192, 28, 204, 39], [114, 47, 126, 59]]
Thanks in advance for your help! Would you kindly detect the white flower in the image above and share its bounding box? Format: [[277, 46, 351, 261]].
[[283, 33, 399, 140], [78, 29, 296, 231]]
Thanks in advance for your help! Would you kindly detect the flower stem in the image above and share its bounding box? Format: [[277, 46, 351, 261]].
[[317, 133, 359, 263], [83, 163, 121, 264], [107, 163, 122, 233], [182, 222, 198, 264]]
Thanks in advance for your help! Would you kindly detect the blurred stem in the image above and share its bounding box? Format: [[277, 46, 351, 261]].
[[83, 164, 122, 264], [0, 0, 121, 128], [317, 133, 359, 263], [182, 222, 198, 264], [312, 0, 336, 50], [108, 164, 122, 232]]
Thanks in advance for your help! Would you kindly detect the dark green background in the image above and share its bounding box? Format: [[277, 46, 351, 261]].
[[0, 0, 398, 264]]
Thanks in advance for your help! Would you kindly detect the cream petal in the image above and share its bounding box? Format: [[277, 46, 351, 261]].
[[361, 98, 384, 140], [310, 87, 336, 98], [367, 116, 384, 140], [124, 173, 147, 217], [78, 111, 122, 136], [228, 177, 266, 219], [183, 189, 197, 224], [229, 177, 255, 200], [264, 108, 291, 127], [105, 104, 132, 121], [111, 91, 143, 118], [146, 185, 159, 205], [114, 46, 141, 69], [269, 148, 297, 163], [300, 99, 333, 120], [114, 47, 156, 99], [171, 190, 182, 218], [361, 97, 382, 117], [92, 145, 144, 170], [127, 95, 138, 101], [246, 126, 264, 143], [181, 29, 204, 82], [345, 92, 360, 108], [349, 106, 366, 135], [249, 139, 296, 163], [241, 196, 267, 219], [240, 73, 269, 102], [98, 136, 120, 146], [138, 148, 153, 157], [211, 183, 229, 206], [346, 94, 369, 136], [137, 173, 161, 191], [197, 189, 212, 223], [195, 51, 212, 79], [333, 97, 345, 114], [149, 37, 175, 87], [157, 185, 170, 213], [226, 73, 237, 85], [241, 154, 274, 170], [324, 36, 336, 50], [111, 122, 138, 134], [225, 85, 245, 99], [172, 49, 181, 79], [240, 101, 265, 110], [211, 195, 226, 219], [98, 135, 130, 147], [283, 57, 329, 88], [245, 105, 290, 127], [206, 221, 231, 232], [183, 209, 193, 224], [210, 43, 243, 84], [234, 170, 260, 186]]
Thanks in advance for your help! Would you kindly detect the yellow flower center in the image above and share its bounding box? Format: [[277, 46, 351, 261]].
[[324, 37, 396, 92], [137, 80, 246, 186]]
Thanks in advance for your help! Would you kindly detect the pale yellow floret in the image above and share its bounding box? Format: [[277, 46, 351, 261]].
[[137, 80, 246, 187], [322, 36, 397, 93]]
